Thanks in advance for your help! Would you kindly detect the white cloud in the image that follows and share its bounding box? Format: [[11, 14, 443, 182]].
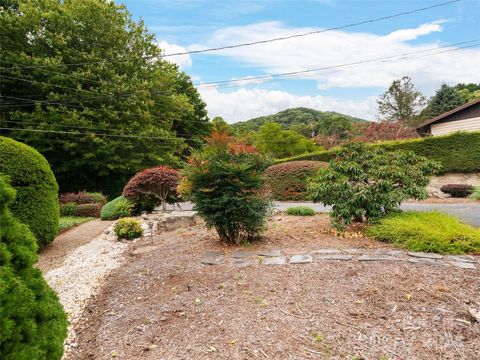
[[198, 86, 377, 122], [191, 20, 480, 122], [156, 40, 192, 69]]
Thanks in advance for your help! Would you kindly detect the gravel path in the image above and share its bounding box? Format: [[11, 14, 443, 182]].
[[38, 219, 114, 272]]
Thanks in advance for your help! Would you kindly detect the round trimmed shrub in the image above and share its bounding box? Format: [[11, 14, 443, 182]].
[[440, 184, 474, 198], [123, 166, 179, 212], [286, 206, 316, 216], [0, 137, 59, 247], [0, 176, 68, 359], [100, 195, 133, 220], [265, 160, 328, 201], [114, 217, 143, 240]]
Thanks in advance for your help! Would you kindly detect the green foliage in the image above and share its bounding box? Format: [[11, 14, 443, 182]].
[[255, 122, 318, 158], [182, 144, 273, 244], [59, 216, 94, 233], [59, 191, 106, 205], [114, 217, 143, 240], [265, 161, 328, 200], [376, 76, 426, 125], [0, 137, 59, 247], [286, 206, 316, 216], [0, 176, 68, 360], [232, 107, 366, 133], [309, 143, 440, 229], [421, 83, 466, 120], [367, 211, 480, 254], [60, 203, 77, 216], [0, 0, 208, 198], [100, 196, 133, 220], [469, 187, 480, 200], [275, 131, 480, 174]]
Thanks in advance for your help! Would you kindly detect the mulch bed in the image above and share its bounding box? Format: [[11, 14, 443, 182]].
[[70, 214, 480, 360]]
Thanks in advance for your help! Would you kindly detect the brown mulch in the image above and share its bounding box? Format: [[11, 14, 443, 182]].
[[37, 219, 113, 272], [70, 214, 480, 360]]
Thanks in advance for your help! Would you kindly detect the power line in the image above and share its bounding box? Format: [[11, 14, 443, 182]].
[[195, 39, 480, 87], [0, 0, 459, 70]]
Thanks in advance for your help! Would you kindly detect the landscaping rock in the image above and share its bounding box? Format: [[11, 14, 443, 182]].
[[449, 261, 476, 270], [231, 250, 254, 258], [289, 254, 313, 264], [257, 249, 282, 257], [263, 257, 287, 265], [231, 258, 256, 266], [201, 251, 224, 265], [408, 252, 443, 259], [408, 258, 447, 266], [445, 255, 476, 263], [315, 254, 353, 261], [358, 255, 401, 261], [312, 248, 342, 254]]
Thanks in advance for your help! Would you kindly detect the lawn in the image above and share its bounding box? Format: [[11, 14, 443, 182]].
[[59, 216, 94, 233]]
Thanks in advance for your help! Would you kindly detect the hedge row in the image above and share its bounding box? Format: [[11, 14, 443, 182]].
[[265, 161, 328, 201], [275, 131, 480, 174], [0, 137, 59, 247]]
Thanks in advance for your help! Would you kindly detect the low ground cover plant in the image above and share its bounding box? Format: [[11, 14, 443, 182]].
[[367, 211, 480, 254], [286, 206, 316, 216], [59, 216, 94, 233], [100, 196, 133, 220], [0, 176, 67, 359], [440, 184, 474, 198], [309, 142, 440, 229], [265, 160, 327, 200], [123, 166, 179, 212], [181, 131, 273, 244], [0, 136, 59, 248], [469, 186, 480, 200], [114, 217, 143, 240]]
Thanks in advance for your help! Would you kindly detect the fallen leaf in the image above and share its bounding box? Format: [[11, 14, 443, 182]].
[[406, 293, 412, 301]]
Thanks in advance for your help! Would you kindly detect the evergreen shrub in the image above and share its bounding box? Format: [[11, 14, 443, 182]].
[[0, 137, 59, 247]]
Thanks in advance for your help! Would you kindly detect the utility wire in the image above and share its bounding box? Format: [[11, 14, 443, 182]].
[[0, 0, 459, 70]]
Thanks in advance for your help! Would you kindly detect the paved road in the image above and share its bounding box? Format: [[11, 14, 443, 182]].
[[170, 201, 480, 227]]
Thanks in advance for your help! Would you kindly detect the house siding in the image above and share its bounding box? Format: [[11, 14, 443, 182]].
[[431, 116, 480, 136]]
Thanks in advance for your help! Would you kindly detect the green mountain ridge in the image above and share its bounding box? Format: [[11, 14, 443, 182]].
[[232, 107, 368, 133]]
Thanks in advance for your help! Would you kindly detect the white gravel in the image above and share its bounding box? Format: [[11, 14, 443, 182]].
[[44, 224, 130, 358]]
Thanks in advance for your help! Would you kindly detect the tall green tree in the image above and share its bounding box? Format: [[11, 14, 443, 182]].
[[377, 76, 426, 125], [422, 83, 465, 119], [0, 0, 208, 196]]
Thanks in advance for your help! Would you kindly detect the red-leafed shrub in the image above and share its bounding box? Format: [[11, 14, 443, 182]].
[[74, 203, 102, 217], [358, 121, 418, 142], [59, 191, 106, 205], [123, 166, 179, 212], [265, 161, 328, 201]]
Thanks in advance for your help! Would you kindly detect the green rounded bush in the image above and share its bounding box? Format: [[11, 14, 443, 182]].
[[286, 206, 316, 216], [114, 217, 143, 240], [0, 137, 59, 247], [265, 160, 328, 201], [100, 196, 133, 220], [0, 176, 68, 359]]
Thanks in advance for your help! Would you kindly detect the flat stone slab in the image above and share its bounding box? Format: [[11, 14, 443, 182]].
[[263, 257, 287, 265], [341, 248, 367, 254], [315, 254, 353, 261], [312, 248, 342, 254], [446, 255, 476, 263], [201, 251, 224, 265], [358, 255, 401, 262], [231, 258, 256, 266], [289, 254, 313, 264], [408, 252, 443, 260], [449, 261, 476, 270], [408, 258, 447, 266], [257, 249, 282, 257], [231, 250, 254, 258]]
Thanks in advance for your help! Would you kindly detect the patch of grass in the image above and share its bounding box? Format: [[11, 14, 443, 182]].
[[367, 211, 480, 254], [285, 206, 316, 216], [469, 186, 480, 200], [59, 216, 94, 233]]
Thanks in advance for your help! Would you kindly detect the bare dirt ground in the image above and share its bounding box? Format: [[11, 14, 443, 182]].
[[69, 215, 480, 360], [37, 219, 113, 272]]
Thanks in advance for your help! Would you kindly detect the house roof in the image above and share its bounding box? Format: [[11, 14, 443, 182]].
[[416, 97, 480, 129]]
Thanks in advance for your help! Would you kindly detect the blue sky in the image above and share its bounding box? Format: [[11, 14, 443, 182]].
[[120, 0, 480, 122]]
